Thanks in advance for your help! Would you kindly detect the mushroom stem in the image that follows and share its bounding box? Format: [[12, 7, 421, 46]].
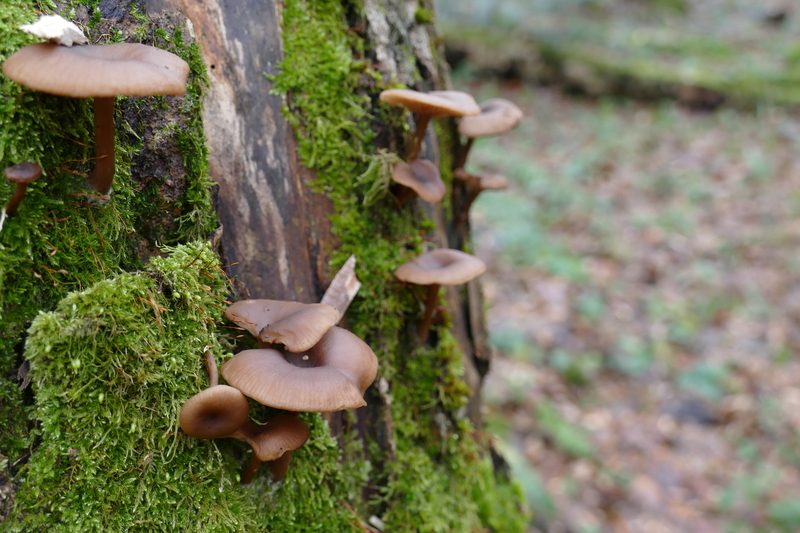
[[86, 96, 116, 195], [455, 185, 481, 230], [456, 137, 474, 170], [408, 114, 431, 161], [203, 351, 218, 387], [417, 283, 441, 343], [395, 185, 417, 208], [5, 183, 30, 217], [240, 451, 261, 485], [267, 452, 292, 482]]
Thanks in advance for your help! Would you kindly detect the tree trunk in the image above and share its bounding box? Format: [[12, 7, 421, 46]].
[[0, 1, 526, 531]]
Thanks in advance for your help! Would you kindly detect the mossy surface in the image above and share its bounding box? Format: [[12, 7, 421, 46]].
[[1, 0, 527, 530], [5, 242, 256, 531], [0, 1, 214, 464]]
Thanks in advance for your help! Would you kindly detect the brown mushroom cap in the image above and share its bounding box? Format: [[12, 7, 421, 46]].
[[453, 168, 508, 192], [394, 249, 487, 286], [226, 299, 339, 352], [220, 326, 378, 412], [4, 162, 43, 184], [458, 98, 523, 138], [380, 89, 480, 118], [247, 413, 310, 462], [3, 43, 189, 98], [391, 159, 446, 203], [179, 385, 250, 439]]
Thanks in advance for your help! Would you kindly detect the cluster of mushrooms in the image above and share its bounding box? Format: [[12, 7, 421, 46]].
[[2, 15, 523, 484], [180, 298, 378, 483], [380, 88, 523, 341]]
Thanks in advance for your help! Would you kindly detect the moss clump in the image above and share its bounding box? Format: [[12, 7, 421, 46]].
[[5, 242, 258, 531], [273, 0, 528, 530], [0, 2, 215, 462]]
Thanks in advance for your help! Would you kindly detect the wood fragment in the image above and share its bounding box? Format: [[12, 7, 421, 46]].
[[320, 255, 361, 321]]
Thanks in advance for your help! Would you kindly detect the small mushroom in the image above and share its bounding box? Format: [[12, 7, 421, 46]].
[[391, 159, 447, 205], [238, 413, 310, 484], [453, 168, 508, 225], [220, 326, 379, 413], [179, 384, 251, 440], [456, 98, 523, 169], [380, 89, 480, 161], [4, 162, 42, 217], [380, 89, 480, 205], [179, 350, 251, 439], [179, 352, 310, 484], [3, 41, 189, 195], [394, 249, 486, 342], [225, 299, 339, 352]]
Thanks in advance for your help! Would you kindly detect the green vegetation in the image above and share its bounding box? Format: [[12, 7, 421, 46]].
[[1, 0, 527, 531], [0, 0, 213, 464], [440, 0, 800, 106]]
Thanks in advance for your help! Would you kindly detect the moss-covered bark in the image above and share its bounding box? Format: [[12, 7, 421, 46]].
[[0, 1, 528, 531]]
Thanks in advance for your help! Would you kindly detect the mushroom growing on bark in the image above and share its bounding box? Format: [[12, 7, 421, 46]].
[[225, 299, 339, 352], [456, 98, 523, 169], [3, 41, 189, 195], [453, 167, 508, 226], [394, 249, 486, 342], [391, 158, 446, 206], [179, 350, 251, 440], [221, 326, 379, 412], [3, 162, 43, 218], [380, 89, 480, 204]]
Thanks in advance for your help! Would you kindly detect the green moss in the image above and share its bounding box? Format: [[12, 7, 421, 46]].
[[0, 2, 216, 463], [273, 0, 528, 530], [414, 8, 435, 25], [5, 242, 258, 531]]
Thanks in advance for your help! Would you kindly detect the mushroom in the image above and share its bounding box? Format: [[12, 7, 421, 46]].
[[394, 249, 486, 342], [220, 326, 379, 413], [238, 413, 310, 484], [453, 168, 508, 225], [225, 299, 339, 352], [380, 89, 480, 161], [179, 384, 251, 440], [3, 42, 189, 195], [179, 352, 310, 484], [391, 159, 446, 206], [179, 350, 251, 439], [456, 98, 523, 169], [4, 162, 43, 217], [380, 89, 480, 205]]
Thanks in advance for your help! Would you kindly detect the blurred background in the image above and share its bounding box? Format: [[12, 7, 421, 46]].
[[434, 1, 800, 531]]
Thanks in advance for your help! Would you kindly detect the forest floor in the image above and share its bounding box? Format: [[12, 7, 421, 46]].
[[457, 76, 800, 533]]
